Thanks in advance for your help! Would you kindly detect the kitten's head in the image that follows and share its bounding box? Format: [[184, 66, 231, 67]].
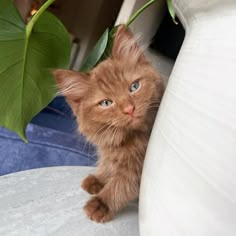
[[54, 25, 162, 146]]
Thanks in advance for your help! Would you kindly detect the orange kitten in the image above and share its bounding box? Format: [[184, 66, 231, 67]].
[[54, 25, 163, 223]]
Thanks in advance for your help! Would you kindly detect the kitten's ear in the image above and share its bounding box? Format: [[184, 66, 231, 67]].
[[112, 25, 147, 64], [53, 69, 88, 113]]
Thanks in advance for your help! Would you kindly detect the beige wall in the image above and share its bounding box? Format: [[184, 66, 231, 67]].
[[50, 0, 123, 70]]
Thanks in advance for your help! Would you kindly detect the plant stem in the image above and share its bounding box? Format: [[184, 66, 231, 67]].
[[126, 0, 158, 27], [26, 0, 55, 37]]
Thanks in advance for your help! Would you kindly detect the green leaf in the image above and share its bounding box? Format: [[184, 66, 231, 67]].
[[98, 25, 118, 62], [80, 28, 109, 72], [0, 0, 71, 141], [167, 0, 178, 24]]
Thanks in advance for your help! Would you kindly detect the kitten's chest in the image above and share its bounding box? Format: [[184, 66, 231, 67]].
[[98, 134, 149, 171]]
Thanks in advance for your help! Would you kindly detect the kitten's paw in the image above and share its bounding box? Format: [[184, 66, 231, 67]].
[[84, 197, 113, 223], [81, 175, 104, 194]]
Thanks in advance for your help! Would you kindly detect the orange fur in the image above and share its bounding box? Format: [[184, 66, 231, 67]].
[[54, 25, 163, 223]]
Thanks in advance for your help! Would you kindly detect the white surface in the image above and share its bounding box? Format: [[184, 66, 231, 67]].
[[0, 167, 139, 236], [140, 0, 236, 235]]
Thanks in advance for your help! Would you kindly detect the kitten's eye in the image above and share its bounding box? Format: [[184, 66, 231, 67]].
[[130, 80, 141, 93], [99, 99, 113, 108]]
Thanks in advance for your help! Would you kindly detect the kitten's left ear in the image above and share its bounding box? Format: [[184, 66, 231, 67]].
[[53, 69, 88, 97], [53, 69, 89, 114], [112, 25, 147, 64]]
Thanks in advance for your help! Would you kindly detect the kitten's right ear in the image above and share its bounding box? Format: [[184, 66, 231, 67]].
[[112, 25, 147, 64], [53, 69, 88, 111]]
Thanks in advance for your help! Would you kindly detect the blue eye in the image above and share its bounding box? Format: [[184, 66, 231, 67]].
[[130, 80, 140, 93], [99, 100, 113, 107]]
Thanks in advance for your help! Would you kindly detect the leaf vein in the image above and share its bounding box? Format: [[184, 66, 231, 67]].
[[0, 58, 22, 75], [0, 37, 24, 42], [31, 46, 46, 58], [33, 31, 66, 43], [26, 71, 42, 96], [0, 18, 25, 30]]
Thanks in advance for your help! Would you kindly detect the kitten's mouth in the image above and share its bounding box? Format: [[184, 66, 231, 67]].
[[127, 115, 143, 128]]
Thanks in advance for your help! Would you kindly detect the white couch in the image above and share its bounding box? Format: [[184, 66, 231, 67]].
[[1, 0, 236, 235], [140, 0, 236, 235]]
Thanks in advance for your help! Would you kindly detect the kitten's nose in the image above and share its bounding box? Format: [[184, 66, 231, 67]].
[[124, 105, 135, 116]]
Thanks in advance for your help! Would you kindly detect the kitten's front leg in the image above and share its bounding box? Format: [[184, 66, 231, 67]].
[[81, 174, 104, 195], [84, 175, 139, 223]]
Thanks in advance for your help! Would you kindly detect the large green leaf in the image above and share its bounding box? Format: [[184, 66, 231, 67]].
[[0, 0, 70, 141]]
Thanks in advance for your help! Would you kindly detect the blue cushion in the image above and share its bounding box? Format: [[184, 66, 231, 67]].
[[0, 124, 97, 176]]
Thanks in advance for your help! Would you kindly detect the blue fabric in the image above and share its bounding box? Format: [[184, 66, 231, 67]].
[[0, 125, 97, 176], [31, 96, 76, 133], [0, 97, 97, 176]]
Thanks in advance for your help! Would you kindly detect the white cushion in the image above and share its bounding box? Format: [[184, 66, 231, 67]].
[[0, 167, 139, 236], [139, 0, 236, 235]]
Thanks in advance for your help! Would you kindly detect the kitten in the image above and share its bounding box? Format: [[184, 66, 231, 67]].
[[53, 25, 163, 223]]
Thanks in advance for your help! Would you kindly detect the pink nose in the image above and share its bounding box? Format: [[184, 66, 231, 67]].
[[124, 105, 135, 116]]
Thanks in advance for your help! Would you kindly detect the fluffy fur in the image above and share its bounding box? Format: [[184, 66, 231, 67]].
[[53, 25, 163, 223]]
